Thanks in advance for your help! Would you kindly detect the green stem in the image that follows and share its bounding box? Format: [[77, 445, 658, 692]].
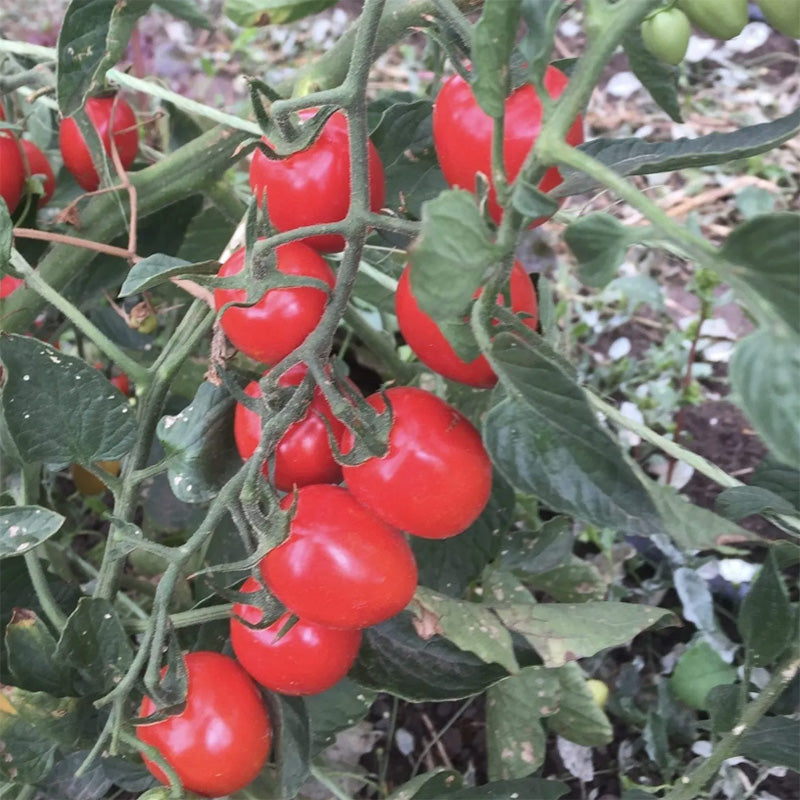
[[8, 251, 149, 384], [124, 603, 234, 633], [23, 552, 68, 631], [664, 648, 800, 800]]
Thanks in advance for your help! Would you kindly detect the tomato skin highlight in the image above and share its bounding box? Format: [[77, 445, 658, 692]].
[[20, 139, 56, 207], [395, 261, 538, 388], [0, 134, 25, 213], [58, 95, 139, 191], [214, 241, 335, 365], [432, 66, 584, 226], [262, 485, 418, 630], [234, 364, 347, 491], [341, 387, 493, 539], [136, 651, 271, 798], [231, 576, 362, 695], [249, 111, 386, 253]]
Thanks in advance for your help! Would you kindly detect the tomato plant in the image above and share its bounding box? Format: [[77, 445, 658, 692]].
[[340, 387, 492, 538], [58, 94, 139, 191], [432, 66, 584, 225], [214, 241, 336, 365], [231, 576, 363, 695], [395, 260, 538, 388], [262, 484, 418, 629], [249, 111, 386, 252], [20, 139, 55, 208], [756, 0, 800, 38], [677, 0, 748, 39], [234, 363, 348, 491], [136, 651, 271, 797], [0, 133, 25, 213], [641, 7, 692, 65]]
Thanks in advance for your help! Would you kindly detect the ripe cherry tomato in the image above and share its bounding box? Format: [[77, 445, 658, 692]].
[[262, 484, 418, 629], [678, 0, 747, 39], [641, 8, 692, 65], [249, 111, 386, 252], [110, 373, 132, 396], [231, 576, 363, 695], [340, 387, 492, 539], [234, 364, 349, 491], [0, 275, 23, 298], [214, 241, 335, 365], [432, 67, 584, 226], [20, 139, 56, 208], [70, 461, 121, 496], [0, 134, 25, 213], [136, 651, 271, 797], [58, 94, 139, 191], [395, 261, 538, 388]]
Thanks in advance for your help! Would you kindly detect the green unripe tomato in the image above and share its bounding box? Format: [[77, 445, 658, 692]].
[[756, 0, 800, 38], [641, 8, 692, 65], [587, 679, 610, 709], [678, 0, 748, 39]]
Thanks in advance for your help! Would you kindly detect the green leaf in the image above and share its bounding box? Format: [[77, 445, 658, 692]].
[[621, 26, 682, 123], [498, 517, 575, 575], [0, 506, 65, 559], [645, 481, 754, 551], [272, 695, 310, 800], [518, 0, 565, 84], [413, 475, 515, 596], [409, 190, 499, 357], [669, 639, 737, 710], [511, 179, 560, 221], [722, 213, 800, 334], [751, 456, 800, 508], [5, 608, 74, 695], [546, 663, 613, 746], [176, 204, 239, 262], [156, 382, 240, 504], [350, 612, 509, 702], [484, 332, 663, 534], [0, 200, 12, 271], [738, 552, 794, 667], [384, 149, 448, 220], [0, 336, 137, 466], [494, 601, 676, 668], [565, 213, 632, 288], [387, 770, 462, 800], [0, 689, 95, 784], [54, 598, 134, 696], [119, 254, 218, 297], [486, 666, 557, 779], [156, 0, 213, 27], [57, 0, 152, 116], [716, 485, 797, 521], [739, 716, 800, 770], [472, 0, 522, 117], [224, 0, 337, 26], [707, 684, 742, 736], [524, 558, 609, 603], [674, 567, 736, 660], [730, 329, 800, 468], [452, 779, 569, 800], [556, 109, 800, 196], [371, 100, 434, 166], [305, 677, 377, 754], [411, 587, 519, 674]]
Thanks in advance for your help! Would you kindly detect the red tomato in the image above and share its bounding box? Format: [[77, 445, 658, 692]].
[[234, 364, 349, 491], [231, 576, 362, 695], [262, 484, 418, 629], [215, 241, 335, 365], [110, 373, 132, 396], [0, 134, 25, 213], [432, 67, 584, 225], [341, 387, 492, 539], [395, 261, 538, 388], [249, 111, 386, 252], [58, 94, 139, 191], [20, 139, 56, 208], [1, 275, 23, 298], [136, 651, 271, 797]]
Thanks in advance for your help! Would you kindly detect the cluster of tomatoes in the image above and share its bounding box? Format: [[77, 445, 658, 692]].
[[0, 93, 140, 302], [641, 0, 799, 67]]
